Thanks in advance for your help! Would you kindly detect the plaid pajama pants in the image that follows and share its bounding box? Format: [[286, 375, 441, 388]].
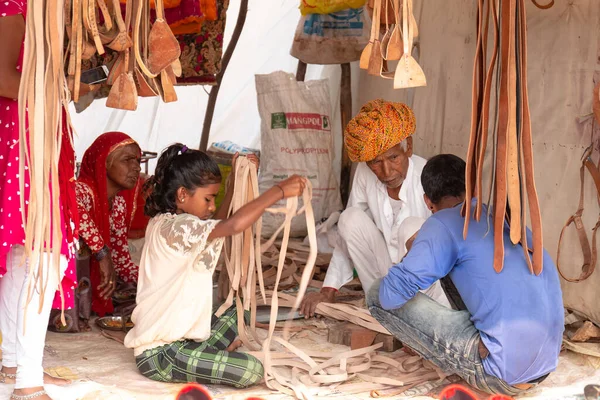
[[135, 307, 264, 388]]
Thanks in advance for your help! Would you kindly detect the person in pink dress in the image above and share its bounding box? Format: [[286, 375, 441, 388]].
[[0, 1, 79, 399]]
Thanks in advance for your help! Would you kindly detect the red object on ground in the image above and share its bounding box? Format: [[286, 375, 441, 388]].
[[176, 384, 212, 400], [439, 384, 480, 400], [439, 384, 515, 400]]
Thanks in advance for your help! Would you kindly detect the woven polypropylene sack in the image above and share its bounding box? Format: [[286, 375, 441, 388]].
[[256, 71, 342, 238], [290, 7, 370, 65]]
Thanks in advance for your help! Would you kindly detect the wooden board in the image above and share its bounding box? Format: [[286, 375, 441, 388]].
[[327, 321, 401, 352]]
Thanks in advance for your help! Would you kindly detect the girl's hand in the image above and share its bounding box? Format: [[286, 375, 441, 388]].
[[230, 152, 240, 171], [246, 153, 260, 171], [276, 175, 307, 199], [230, 152, 259, 172]]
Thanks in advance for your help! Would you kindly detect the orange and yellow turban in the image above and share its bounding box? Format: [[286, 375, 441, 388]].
[[344, 99, 416, 162]]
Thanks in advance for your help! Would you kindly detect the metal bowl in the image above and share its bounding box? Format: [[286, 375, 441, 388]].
[[96, 316, 134, 331]]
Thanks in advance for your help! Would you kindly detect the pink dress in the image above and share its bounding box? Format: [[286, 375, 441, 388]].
[[0, 0, 76, 309]]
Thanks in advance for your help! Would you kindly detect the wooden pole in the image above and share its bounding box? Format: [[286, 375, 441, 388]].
[[296, 60, 307, 81], [198, 0, 249, 151], [340, 63, 352, 207]]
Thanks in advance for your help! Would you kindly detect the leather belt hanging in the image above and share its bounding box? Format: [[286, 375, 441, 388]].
[[463, 0, 547, 276], [19, 0, 70, 329], [556, 145, 600, 283]]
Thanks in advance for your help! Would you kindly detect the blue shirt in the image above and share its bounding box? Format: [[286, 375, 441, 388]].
[[379, 202, 564, 385]]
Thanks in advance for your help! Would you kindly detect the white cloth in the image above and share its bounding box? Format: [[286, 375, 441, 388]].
[[398, 216, 427, 257], [0, 245, 68, 388], [124, 213, 224, 356], [336, 207, 449, 307], [323, 155, 431, 290]]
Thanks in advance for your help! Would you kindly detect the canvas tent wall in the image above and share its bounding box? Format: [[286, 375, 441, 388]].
[[354, 0, 600, 323], [71, 0, 600, 322]]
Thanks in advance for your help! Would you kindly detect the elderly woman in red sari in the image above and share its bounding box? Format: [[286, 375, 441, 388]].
[[76, 132, 144, 320]]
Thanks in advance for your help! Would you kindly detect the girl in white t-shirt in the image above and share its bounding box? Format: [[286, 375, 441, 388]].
[[124, 143, 306, 388]]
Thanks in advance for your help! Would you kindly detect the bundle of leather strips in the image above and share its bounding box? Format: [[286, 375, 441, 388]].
[[219, 157, 443, 398], [359, 0, 426, 89], [65, 0, 182, 110], [18, 0, 71, 328], [462, 0, 544, 275]]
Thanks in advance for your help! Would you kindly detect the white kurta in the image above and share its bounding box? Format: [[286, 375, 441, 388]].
[[323, 155, 449, 306]]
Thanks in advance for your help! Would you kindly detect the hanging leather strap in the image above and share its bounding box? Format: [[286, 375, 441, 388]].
[[531, 0, 553, 9], [557, 147, 600, 283]]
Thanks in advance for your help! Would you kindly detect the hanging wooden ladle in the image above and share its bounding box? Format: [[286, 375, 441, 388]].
[[380, 0, 392, 57], [409, 0, 418, 38], [385, 0, 403, 60], [146, 0, 181, 76], [367, 0, 383, 76], [393, 0, 426, 88], [360, 0, 379, 69]]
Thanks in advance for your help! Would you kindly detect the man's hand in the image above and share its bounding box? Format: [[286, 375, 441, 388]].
[[300, 288, 336, 319], [98, 256, 117, 299]]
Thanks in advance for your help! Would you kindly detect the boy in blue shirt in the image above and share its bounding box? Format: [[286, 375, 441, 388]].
[[368, 154, 564, 396]]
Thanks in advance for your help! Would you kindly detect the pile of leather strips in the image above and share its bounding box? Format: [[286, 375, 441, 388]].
[[18, 0, 73, 328], [218, 157, 443, 398], [65, 0, 181, 110], [462, 0, 555, 275], [360, 0, 426, 89]]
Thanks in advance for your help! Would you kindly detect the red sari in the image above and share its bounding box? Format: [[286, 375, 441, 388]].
[[76, 132, 141, 316]]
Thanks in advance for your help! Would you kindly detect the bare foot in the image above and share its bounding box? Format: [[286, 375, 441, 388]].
[[0, 368, 70, 386], [225, 339, 243, 352], [78, 319, 92, 332], [12, 387, 52, 400]]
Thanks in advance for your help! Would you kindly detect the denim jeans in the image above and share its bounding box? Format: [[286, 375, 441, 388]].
[[367, 279, 543, 396]]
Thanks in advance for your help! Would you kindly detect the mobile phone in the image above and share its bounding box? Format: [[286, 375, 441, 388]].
[[80, 65, 109, 85]]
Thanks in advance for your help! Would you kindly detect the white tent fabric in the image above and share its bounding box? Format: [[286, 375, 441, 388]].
[[71, 0, 600, 321]]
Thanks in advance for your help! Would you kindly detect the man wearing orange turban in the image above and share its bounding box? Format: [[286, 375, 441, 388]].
[[300, 99, 449, 317]]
